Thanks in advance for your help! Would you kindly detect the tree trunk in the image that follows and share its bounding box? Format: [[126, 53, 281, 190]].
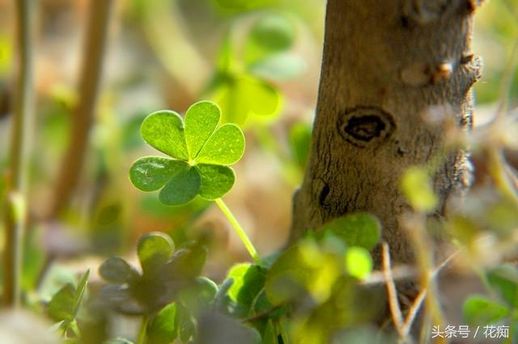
[[292, 0, 482, 265]]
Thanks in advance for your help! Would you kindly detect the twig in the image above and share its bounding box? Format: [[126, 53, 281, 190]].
[[35, 0, 114, 291], [400, 250, 458, 336], [403, 214, 446, 344], [2, 0, 35, 307], [48, 0, 114, 219], [362, 265, 417, 286], [381, 242, 405, 336]]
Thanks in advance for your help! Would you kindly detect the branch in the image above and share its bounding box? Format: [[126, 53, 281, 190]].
[[2, 0, 35, 307], [381, 242, 405, 337], [47, 0, 114, 219]]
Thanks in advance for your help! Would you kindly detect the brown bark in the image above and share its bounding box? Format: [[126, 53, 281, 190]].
[[292, 0, 482, 265]]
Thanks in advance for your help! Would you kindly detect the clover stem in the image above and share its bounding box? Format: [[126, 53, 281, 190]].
[[215, 198, 259, 262], [137, 315, 149, 344]]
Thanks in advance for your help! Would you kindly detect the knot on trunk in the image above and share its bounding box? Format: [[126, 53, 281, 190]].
[[337, 107, 395, 148]]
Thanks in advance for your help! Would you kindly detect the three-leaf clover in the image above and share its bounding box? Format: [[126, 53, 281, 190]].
[[130, 101, 245, 206]]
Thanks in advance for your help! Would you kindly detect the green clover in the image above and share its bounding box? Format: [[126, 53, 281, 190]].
[[129, 101, 245, 206]]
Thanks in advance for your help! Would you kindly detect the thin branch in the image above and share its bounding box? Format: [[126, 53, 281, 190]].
[[381, 242, 405, 337], [2, 0, 35, 307], [35, 0, 114, 291], [400, 251, 458, 336], [47, 0, 114, 219]]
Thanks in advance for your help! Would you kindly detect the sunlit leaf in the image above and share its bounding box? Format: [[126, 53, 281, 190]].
[[400, 167, 438, 212], [140, 110, 188, 160], [129, 100, 245, 206], [212, 75, 282, 125], [345, 247, 373, 280], [320, 213, 381, 251], [195, 124, 245, 165], [185, 101, 221, 159], [227, 263, 252, 302], [225, 263, 269, 315], [265, 240, 341, 305]]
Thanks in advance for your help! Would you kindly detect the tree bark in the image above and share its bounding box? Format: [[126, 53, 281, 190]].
[[292, 0, 482, 265]]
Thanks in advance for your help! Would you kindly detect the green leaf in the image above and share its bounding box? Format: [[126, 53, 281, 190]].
[[194, 277, 219, 304], [212, 75, 282, 125], [185, 101, 221, 159], [48, 284, 76, 322], [48, 270, 89, 324], [227, 263, 252, 302], [140, 110, 188, 160], [234, 264, 267, 313], [345, 247, 373, 280], [131, 100, 246, 207], [197, 164, 235, 199], [400, 167, 438, 212], [265, 240, 341, 305], [158, 166, 201, 206], [262, 320, 278, 344], [195, 124, 245, 165], [249, 14, 295, 52], [147, 303, 177, 344], [137, 232, 175, 274], [486, 265, 518, 307], [320, 213, 381, 251], [463, 295, 509, 325], [167, 243, 208, 279], [129, 157, 188, 192], [178, 277, 219, 313], [176, 303, 196, 342], [99, 257, 139, 284], [73, 270, 89, 316]]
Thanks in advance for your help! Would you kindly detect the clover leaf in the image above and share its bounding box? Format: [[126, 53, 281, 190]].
[[99, 232, 208, 314], [130, 101, 245, 206]]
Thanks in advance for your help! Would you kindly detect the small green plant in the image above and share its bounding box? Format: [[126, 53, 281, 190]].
[[129, 100, 257, 261], [129, 101, 244, 206], [89, 101, 385, 343], [98, 232, 215, 343], [463, 264, 518, 328], [47, 270, 90, 338]]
